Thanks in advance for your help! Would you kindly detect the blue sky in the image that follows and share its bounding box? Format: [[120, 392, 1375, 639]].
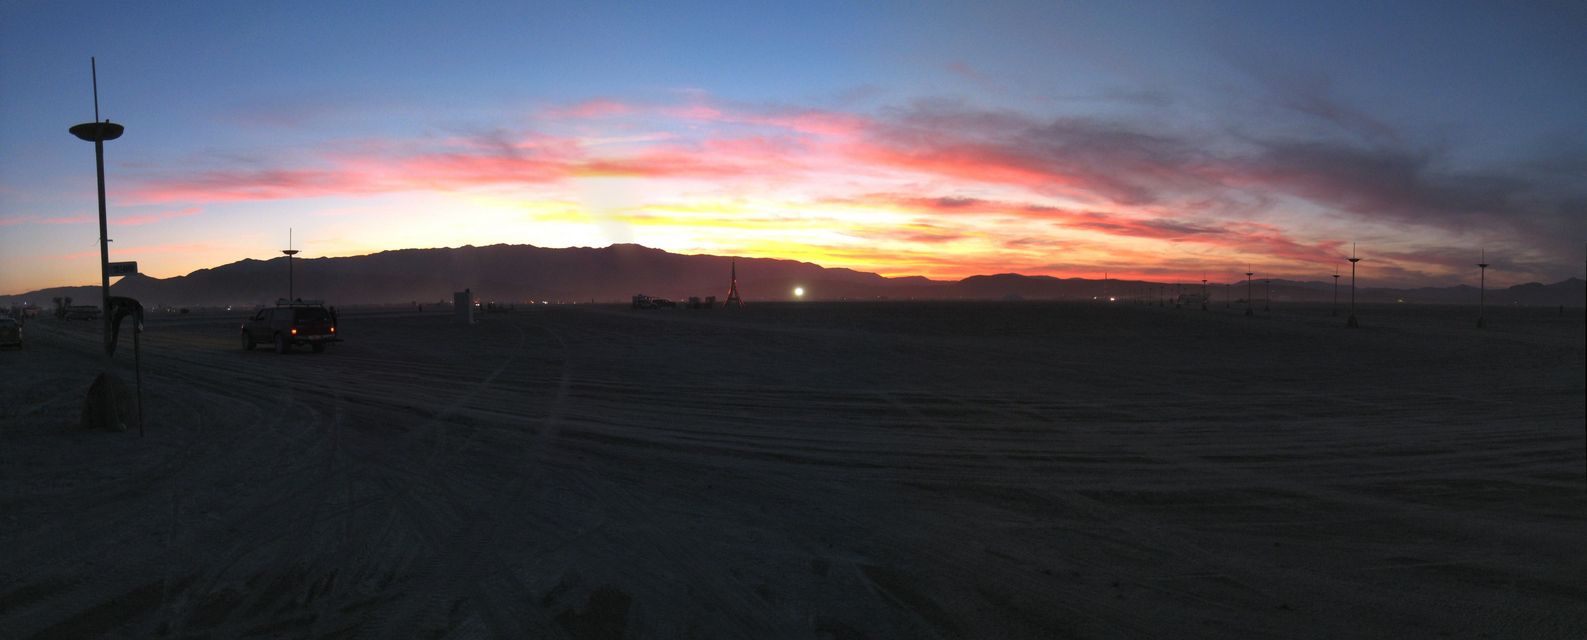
[[3, 1, 1584, 292]]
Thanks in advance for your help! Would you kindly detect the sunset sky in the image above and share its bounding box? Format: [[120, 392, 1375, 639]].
[[3, 1, 1584, 294]]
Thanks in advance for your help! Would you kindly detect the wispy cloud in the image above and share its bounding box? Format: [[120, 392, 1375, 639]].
[[111, 93, 1586, 284], [117, 207, 202, 226]]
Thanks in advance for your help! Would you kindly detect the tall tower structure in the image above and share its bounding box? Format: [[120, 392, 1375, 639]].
[[69, 57, 127, 432], [1244, 266, 1254, 317], [1347, 243, 1362, 328], [1332, 265, 1340, 317], [1476, 249, 1489, 329], [724, 260, 743, 308], [283, 228, 299, 302]]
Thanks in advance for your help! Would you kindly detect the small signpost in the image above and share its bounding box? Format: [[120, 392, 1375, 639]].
[[108, 261, 138, 277]]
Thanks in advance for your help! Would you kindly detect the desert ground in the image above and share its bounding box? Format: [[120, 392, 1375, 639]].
[[1, 300, 1583, 639]]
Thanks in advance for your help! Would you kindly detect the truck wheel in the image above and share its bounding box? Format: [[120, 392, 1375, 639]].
[[311, 342, 325, 353], [274, 333, 288, 354], [241, 332, 255, 350]]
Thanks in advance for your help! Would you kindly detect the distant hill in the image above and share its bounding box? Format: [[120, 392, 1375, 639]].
[[2, 243, 1583, 308]]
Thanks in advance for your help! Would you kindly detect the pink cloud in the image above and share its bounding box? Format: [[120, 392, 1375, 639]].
[[0, 214, 92, 226], [132, 169, 382, 204], [550, 99, 634, 119], [102, 94, 1582, 283], [115, 207, 202, 226]]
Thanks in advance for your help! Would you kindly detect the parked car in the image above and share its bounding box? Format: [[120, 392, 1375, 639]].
[[241, 300, 340, 354], [0, 317, 20, 349]]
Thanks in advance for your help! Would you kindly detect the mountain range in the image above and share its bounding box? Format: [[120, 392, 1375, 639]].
[[3, 243, 1583, 309]]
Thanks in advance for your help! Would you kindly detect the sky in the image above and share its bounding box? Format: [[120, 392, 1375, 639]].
[[3, 1, 1585, 294]]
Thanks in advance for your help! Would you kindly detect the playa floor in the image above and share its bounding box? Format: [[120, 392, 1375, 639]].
[[2, 302, 1583, 638]]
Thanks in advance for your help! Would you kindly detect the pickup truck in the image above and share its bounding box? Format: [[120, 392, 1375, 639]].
[[241, 301, 341, 354]]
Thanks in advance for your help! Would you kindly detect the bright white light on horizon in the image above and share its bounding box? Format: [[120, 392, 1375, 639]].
[[793, 286, 805, 298]]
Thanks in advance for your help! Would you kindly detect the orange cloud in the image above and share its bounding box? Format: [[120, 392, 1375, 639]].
[[99, 95, 1578, 287]]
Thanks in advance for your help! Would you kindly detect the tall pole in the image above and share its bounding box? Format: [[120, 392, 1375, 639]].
[[282, 228, 299, 302], [1244, 266, 1254, 317], [70, 58, 126, 431], [1332, 265, 1340, 317], [1201, 274, 1208, 310], [1347, 243, 1361, 328], [1477, 249, 1488, 329]]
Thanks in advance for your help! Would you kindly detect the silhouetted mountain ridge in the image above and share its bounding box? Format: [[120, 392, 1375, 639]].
[[2, 244, 1582, 308]]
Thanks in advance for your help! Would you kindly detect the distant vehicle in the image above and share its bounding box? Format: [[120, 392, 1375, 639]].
[[0, 317, 20, 349], [51, 295, 102, 320], [241, 299, 340, 354], [632, 294, 675, 309]]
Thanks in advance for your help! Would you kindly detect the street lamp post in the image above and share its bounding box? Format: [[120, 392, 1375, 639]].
[[68, 58, 126, 431], [1477, 249, 1488, 329], [1244, 266, 1254, 317], [1347, 243, 1361, 328], [1332, 265, 1340, 317], [283, 228, 299, 302]]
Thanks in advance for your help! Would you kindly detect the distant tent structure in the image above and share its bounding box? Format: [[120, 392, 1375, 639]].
[[724, 260, 743, 308]]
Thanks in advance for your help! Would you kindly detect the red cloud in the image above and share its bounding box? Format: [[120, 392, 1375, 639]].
[[105, 95, 1582, 283], [842, 193, 1343, 265]]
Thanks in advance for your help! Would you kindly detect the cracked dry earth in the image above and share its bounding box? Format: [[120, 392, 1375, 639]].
[[2, 302, 1583, 638]]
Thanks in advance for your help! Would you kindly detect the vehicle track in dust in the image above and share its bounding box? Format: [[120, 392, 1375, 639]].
[[3, 302, 1583, 638]]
